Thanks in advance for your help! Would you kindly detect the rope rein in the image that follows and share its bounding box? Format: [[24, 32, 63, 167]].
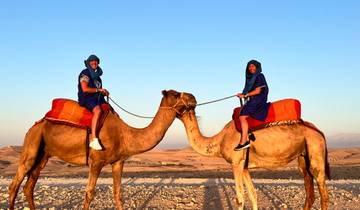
[[196, 95, 237, 106], [108, 97, 155, 119], [108, 94, 188, 119], [107, 93, 242, 119]]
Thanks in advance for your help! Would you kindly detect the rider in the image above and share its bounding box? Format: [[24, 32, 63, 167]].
[[78, 55, 109, 150], [234, 60, 270, 151]]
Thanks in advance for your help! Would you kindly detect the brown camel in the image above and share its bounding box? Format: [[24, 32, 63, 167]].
[[9, 90, 191, 210], [178, 93, 330, 210]]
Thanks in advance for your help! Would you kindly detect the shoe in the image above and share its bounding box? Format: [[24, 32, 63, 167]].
[[234, 141, 250, 151], [89, 138, 102, 150]]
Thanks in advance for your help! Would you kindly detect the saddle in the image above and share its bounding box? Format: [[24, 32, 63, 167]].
[[232, 99, 301, 132], [44, 98, 113, 130]]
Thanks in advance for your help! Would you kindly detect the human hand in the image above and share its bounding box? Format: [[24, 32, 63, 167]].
[[237, 93, 245, 98], [100, 88, 109, 96]]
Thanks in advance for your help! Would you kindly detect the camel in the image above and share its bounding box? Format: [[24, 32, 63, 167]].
[[9, 90, 191, 210], [177, 93, 330, 210]]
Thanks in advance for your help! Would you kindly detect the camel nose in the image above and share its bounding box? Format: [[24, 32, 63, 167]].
[[189, 99, 197, 108]]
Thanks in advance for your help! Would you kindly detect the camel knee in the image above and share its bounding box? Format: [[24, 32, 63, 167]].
[[23, 185, 33, 198], [85, 187, 96, 201], [114, 190, 122, 200], [23, 179, 35, 198]]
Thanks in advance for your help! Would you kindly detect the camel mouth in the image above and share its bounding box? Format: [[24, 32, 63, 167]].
[[185, 93, 197, 108]]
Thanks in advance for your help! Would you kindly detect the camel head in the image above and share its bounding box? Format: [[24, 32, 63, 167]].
[[163, 90, 197, 121], [161, 90, 197, 116]]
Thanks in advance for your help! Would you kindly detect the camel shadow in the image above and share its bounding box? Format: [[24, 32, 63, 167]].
[[218, 178, 235, 210], [225, 178, 296, 210], [256, 183, 302, 210], [127, 178, 169, 209], [202, 178, 225, 210]]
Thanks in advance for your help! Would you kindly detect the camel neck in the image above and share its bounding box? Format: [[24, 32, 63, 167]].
[[181, 111, 222, 157], [125, 105, 177, 155]]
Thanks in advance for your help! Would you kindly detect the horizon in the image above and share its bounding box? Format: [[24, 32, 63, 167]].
[[1, 1, 359, 148]]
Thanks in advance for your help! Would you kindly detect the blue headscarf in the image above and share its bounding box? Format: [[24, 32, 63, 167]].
[[84, 54, 103, 80], [242, 60, 262, 94]]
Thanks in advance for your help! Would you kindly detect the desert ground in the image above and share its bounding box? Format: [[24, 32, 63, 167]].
[[1, 146, 360, 209]]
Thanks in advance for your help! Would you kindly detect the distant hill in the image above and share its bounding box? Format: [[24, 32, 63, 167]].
[[327, 133, 360, 148]]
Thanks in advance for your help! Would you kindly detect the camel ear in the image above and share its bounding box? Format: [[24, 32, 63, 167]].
[[162, 90, 168, 97]]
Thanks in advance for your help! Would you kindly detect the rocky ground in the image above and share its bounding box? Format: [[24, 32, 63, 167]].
[[1, 177, 359, 210], [1, 146, 360, 209]]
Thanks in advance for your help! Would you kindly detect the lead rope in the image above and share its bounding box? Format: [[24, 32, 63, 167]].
[[107, 94, 244, 119], [196, 95, 238, 106], [107, 96, 155, 119]]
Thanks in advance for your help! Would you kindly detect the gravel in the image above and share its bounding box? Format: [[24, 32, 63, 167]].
[[1, 178, 359, 209]]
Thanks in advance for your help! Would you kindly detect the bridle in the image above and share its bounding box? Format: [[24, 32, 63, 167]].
[[160, 92, 195, 116]]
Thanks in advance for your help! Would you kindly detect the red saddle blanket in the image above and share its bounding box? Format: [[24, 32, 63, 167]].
[[44, 98, 112, 129], [232, 99, 301, 132]]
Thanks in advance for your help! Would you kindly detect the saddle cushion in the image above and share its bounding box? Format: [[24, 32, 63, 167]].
[[233, 99, 301, 132], [44, 98, 112, 129]]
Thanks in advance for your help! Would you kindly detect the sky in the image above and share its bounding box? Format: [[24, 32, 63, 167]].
[[0, 1, 359, 148]]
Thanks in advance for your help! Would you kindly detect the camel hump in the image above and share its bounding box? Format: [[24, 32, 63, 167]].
[[302, 120, 325, 139], [44, 98, 111, 129]]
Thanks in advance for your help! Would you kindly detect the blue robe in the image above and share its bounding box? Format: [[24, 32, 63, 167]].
[[240, 73, 270, 121], [77, 69, 106, 111]]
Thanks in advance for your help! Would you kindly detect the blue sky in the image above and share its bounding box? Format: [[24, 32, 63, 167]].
[[0, 1, 359, 148]]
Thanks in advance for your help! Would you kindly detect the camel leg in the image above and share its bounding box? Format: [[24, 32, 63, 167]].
[[112, 160, 124, 210], [83, 161, 103, 210], [23, 153, 49, 210], [232, 161, 245, 210], [316, 175, 329, 210], [9, 164, 30, 209], [309, 156, 329, 210], [312, 161, 329, 210], [9, 145, 42, 209], [306, 135, 329, 210], [298, 155, 315, 210], [243, 169, 258, 210]]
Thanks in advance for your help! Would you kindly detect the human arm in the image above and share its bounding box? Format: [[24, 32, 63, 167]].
[[236, 87, 262, 98], [237, 74, 267, 98], [238, 86, 265, 98], [80, 75, 109, 96]]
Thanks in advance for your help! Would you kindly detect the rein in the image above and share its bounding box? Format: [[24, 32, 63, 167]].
[[107, 94, 188, 119], [108, 93, 243, 119], [196, 95, 238, 106]]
